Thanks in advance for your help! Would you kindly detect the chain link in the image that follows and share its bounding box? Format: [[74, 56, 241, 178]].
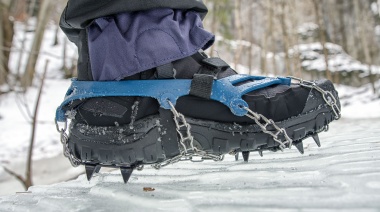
[[56, 120, 81, 167], [244, 107, 292, 150], [289, 77, 341, 120], [169, 100, 195, 153], [240, 76, 341, 151], [151, 101, 224, 169]]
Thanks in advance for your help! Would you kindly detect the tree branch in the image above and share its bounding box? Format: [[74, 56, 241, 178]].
[[2, 166, 27, 189]]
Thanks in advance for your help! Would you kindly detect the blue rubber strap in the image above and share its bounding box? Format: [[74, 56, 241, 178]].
[[212, 76, 291, 116], [56, 75, 291, 122]]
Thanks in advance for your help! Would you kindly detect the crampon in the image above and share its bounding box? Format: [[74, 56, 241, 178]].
[[56, 69, 341, 184]]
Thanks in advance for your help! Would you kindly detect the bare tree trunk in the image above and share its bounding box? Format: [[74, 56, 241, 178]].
[[21, 0, 51, 88], [337, 0, 347, 52], [289, 0, 302, 78], [248, 2, 254, 74], [0, 0, 13, 86], [0, 6, 5, 85], [234, 0, 243, 71], [16, 0, 37, 79], [354, 0, 376, 94], [269, 0, 277, 75], [349, 0, 360, 61], [313, 0, 331, 81], [279, 0, 291, 76], [261, 0, 268, 75]]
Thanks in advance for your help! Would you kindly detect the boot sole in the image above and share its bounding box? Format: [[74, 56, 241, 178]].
[[68, 105, 335, 167]]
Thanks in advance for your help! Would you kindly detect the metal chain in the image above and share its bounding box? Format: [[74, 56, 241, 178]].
[[55, 106, 223, 170], [151, 101, 224, 169], [243, 107, 292, 150], [56, 120, 147, 170], [169, 100, 195, 153], [289, 77, 341, 120], [241, 77, 341, 150], [55, 120, 81, 167]]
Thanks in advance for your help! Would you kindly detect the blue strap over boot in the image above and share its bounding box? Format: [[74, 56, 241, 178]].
[[56, 75, 291, 122]]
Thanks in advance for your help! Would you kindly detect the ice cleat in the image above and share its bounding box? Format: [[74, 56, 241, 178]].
[[242, 151, 250, 162], [293, 141, 305, 155], [312, 133, 321, 147], [55, 52, 341, 184]]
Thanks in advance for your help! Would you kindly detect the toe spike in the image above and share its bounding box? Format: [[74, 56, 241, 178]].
[[242, 151, 250, 162], [94, 165, 101, 173], [120, 167, 134, 184], [258, 150, 263, 157], [85, 164, 97, 181], [294, 141, 304, 154], [235, 152, 239, 161], [312, 133, 321, 147]]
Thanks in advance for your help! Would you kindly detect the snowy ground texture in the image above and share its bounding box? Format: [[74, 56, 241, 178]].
[[0, 119, 379, 211]]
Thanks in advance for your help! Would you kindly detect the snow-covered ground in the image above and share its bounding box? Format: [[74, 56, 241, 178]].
[[0, 119, 379, 211], [336, 82, 380, 119]]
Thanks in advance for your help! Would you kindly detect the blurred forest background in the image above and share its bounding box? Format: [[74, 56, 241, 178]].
[[1, 0, 380, 94]]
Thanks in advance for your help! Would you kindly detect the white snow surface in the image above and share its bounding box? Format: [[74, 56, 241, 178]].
[[0, 119, 379, 211], [335, 81, 380, 119]]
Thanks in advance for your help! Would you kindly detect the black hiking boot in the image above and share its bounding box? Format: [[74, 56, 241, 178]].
[[57, 3, 341, 183], [56, 51, 341, 183]]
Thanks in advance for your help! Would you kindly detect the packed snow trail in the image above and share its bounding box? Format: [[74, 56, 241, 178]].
[[0, 119, 379, 211]]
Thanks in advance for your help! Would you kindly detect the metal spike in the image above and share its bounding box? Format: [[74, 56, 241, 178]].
[[85, 164, 97, 181], [242, 151, 250, 162], [94, 165, 101, 173], [235, 152, 239, 161], [312, 133, 321, 147], [294, 141, 304, 154], [258, 150, 263, 157], [120, 167, 134, 184], [324, 125, 329, 132]]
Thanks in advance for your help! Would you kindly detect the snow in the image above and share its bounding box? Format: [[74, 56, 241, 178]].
[[297, 22, 319, 38], [0, 119, 380, 211], [371, 2, 379, 15], [375, 25, 380, 36], [214, 35, 254, 50], [293, 42, 380, 75], [0, 79, 71, 160], [336, 81, 380, 119]]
